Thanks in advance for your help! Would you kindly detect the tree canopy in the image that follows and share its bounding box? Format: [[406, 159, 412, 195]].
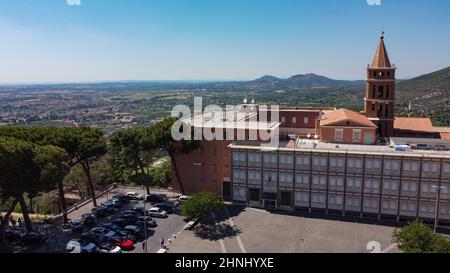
[[393, 220, 450, 253], [180, 192, 224, 221]]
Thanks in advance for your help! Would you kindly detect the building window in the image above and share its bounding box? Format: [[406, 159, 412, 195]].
[[292, 117, 297, 124], [233, 187, 246, 201], [297, 155, 310, 166], [352, 129, 361, 142], [335, 129, 344, 142], [296, 174, 310, 186], [304, 117, 309, 124], [378, 86, 384, 98], [386, 86, 390, 98], [329, 176, 344, 187], [249, 189, 260, 202], [281, 116, 286, 123], [296, 192, 309, 203]]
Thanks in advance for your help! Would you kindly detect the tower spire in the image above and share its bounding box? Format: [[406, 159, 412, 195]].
[[371, 32, 391, 68]]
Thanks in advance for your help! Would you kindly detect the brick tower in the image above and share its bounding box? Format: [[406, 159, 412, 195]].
[[364, 33, 396, 138]]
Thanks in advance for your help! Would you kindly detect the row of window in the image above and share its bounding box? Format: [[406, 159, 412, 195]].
[[235, 170, 450, 194], [281, 116, 309, 125], [233, 152, 450, 175], [235, 187, 450, 217], [335, 129, 361, 142]]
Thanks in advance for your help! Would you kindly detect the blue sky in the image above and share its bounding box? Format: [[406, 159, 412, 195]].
[[0, 0, 449, 83]]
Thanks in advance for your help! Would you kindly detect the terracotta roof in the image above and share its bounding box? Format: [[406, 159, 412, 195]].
[[435, 127, 450, 133], [320, 108, 377, 128], [441, 132, 450, 141], [394, 117, 435, 133], [371, 37, 392, 68]]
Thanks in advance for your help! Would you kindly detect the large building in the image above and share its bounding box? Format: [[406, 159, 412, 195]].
[[171, 34, 450, 225]]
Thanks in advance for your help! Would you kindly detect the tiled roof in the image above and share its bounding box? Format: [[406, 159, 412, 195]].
[[441, 132, 450, 141], [320, 108, 377, 128], [394, 117, 435, 133], [371, 37, 392, 68]]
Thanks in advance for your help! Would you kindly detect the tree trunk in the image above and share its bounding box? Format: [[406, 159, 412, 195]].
[[81, 161, 97, 207], [0, 199, 19, 251], [138, 158, 151, 195], [58, 180, 68, 224], [76, 178, 84, 199], [29, 196, 33, 213], [18, 195, 33, 232], [170, 154, 185, 194]]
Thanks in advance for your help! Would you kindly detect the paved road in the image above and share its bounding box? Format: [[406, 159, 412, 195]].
[[130, 212, 186, 253]]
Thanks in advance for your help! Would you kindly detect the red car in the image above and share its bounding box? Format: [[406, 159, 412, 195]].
[[108, 236, 134, 249]]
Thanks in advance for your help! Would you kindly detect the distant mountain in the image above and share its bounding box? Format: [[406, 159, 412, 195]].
[[239, 73, 361, 91], [397, 66, 450, 92], [252, 75, 282, 83]]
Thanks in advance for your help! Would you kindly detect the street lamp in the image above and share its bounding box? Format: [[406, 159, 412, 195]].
[[431, 185, 447, 233], [143, 195, 148, 253]]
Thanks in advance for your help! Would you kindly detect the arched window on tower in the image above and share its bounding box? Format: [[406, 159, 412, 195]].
[[372, 86, 376, 98], [385, 105, 389, 118], [386, 86, 390, 99], [378, 86, 384, 98]]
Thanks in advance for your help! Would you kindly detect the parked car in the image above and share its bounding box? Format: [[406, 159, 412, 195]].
[[145, 194, 166, 204], [136, 216, 157, 228], [174, 195, 190, 207], [123, 225, 146, 240], [80, 232, 105, 244], [70, 219, 83, 233], [154, 203, 173, 214], [179, 195, 190, 202], [126, 192, 145, 201], [148, 207, 168, 218], [66, 239, 97, 253], [81, 213, 96, 226], [130, 206, 149, 216], [119, 213, 138, 224], [102, 223, 122, 233], [100, 201, 116, 213], [112, 218, 128, 228], [112, 193, 129, 204], [91, 227, 110, 237], [109, 198, 122, 208], [122, 209, 140, 216], [5, 228, 25, 242], [98, 242, 122, 253], [19, 232, 46, 246], [107, 236, 134, 249], [92, 206, 108, 218]]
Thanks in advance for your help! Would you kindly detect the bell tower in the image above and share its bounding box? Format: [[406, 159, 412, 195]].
[[364, 32, 396, 138]]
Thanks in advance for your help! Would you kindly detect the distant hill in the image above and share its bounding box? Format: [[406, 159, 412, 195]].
[[237, 73, 362, 91], [396, 66, 450, 107], [397, 66, 450, 92]]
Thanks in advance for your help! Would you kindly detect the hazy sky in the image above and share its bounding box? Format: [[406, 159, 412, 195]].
[[0, 0, 449, 84]]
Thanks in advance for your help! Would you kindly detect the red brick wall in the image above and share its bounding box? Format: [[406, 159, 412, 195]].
[[172, 140, 232, 195], [320, 127, 376, 144]]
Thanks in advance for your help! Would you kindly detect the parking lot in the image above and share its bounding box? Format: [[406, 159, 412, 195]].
[[7, 190, 401, 253], [168, 205, 401, 253], [9, 187, 189, 253]]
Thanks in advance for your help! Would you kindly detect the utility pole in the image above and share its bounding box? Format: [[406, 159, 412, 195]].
[[432, 185, 447, 233]]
